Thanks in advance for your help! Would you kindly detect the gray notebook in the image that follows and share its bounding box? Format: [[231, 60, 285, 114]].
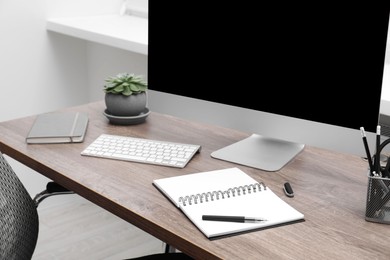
[[26, 112, 88, 144]]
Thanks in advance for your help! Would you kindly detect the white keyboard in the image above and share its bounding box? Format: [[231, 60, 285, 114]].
[[81, 134, 201, 168]]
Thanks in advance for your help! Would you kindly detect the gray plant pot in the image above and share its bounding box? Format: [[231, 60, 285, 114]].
[[105, 92, 147, 116]]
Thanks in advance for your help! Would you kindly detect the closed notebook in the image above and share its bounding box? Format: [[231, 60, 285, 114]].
[[153, 167, 304, 238], [26, 112, 88, 144]]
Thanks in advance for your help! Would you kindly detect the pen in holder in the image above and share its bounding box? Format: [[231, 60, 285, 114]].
[[361, 126, 390, 223], [365, 172, 390, 224]]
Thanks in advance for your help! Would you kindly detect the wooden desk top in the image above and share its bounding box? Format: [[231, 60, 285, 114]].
[[0, 101, 389, 259]]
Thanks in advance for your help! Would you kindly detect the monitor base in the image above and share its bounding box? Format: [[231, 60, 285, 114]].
[[211, 134, 305, 172]]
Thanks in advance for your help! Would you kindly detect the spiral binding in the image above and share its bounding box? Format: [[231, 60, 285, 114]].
[[178, 182, 266, 206]]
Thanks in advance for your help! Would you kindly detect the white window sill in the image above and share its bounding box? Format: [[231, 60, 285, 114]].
[[46, 14, 148, 55]]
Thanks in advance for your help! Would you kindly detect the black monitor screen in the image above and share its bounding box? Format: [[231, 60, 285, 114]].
[[149, 3, 389, 133], [148, 2, 390, 171]]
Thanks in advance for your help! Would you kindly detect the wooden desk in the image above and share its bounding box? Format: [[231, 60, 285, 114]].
[[0, 101, 389, 259]]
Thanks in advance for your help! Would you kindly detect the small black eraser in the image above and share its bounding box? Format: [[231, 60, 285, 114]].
[[283, 182, 294, 197]]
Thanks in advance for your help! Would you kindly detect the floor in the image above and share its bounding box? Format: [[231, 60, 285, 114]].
[[8, 155, 165, 260]]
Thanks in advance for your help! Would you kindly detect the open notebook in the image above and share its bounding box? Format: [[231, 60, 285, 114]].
[[153, 167, 304, 238]]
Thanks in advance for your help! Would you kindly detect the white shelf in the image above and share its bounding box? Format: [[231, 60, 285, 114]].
[[46, 14, 148, 55]]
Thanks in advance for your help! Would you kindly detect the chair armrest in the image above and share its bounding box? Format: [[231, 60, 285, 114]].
[[33, 181, 74, 207]]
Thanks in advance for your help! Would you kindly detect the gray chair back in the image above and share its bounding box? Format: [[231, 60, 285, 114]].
[[0, 152, 39, 260]]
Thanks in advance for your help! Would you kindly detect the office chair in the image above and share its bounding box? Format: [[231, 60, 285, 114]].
[[0, 152, 192, 259], [0, 152, 74, 259]]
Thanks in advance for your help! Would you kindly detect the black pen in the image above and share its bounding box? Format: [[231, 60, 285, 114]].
[[202, 215, 267, 223], [360, 127, 374, 175], [375, 125, 381, 176]]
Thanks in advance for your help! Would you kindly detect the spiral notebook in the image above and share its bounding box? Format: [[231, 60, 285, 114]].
[[153, 167, 304, 238]]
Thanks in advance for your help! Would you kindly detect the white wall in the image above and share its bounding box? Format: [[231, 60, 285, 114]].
[[0, 0, 124, 194], [0, 0, 125, 122], [380, 23, 390, 115], [86, 43, 148, 102], [0, 1, 79, 121]]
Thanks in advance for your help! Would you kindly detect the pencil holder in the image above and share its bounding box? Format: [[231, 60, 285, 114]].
[[365, 173, 390, 224]]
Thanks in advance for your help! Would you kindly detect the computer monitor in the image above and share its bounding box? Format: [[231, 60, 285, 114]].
[[148, 3, 390, 171]]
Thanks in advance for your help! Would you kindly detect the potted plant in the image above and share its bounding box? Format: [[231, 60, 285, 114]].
[[103, 72, 148, 117]]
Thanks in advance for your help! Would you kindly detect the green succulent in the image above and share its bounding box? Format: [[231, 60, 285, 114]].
[[103, 73, 147, 96]]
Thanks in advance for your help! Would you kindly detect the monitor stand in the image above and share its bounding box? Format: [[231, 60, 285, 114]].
[[211, 134, 305, 172]]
